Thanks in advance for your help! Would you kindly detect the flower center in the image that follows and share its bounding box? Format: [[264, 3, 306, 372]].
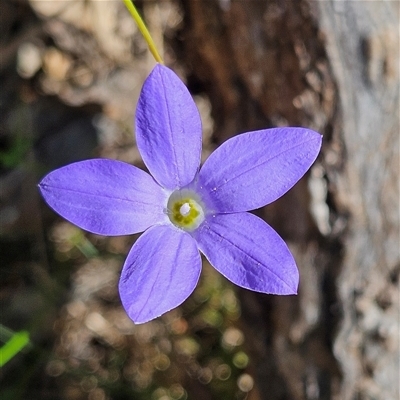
[[167, 189, 205, 231]]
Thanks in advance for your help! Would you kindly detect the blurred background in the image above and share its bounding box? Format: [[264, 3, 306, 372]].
[[0, 1, 398, 400]]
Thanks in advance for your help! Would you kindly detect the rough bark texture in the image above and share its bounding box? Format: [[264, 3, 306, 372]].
[[317, 2, 399, 399], [175, 1, 399, 399]]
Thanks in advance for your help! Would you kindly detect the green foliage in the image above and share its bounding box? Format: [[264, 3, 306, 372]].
[[0, 134, 31, 169], [0, 327, 30, 367]]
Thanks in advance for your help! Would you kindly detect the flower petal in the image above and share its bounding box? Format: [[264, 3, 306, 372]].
[[136, 64, 202, 190], [197, 127, 322, 212], [119, 225, 201, 323], [194, 212, 299, 294], [38, 159, 168, 235]]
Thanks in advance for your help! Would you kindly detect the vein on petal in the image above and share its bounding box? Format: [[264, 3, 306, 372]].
[[40, 183, 163, 208], [211, 135, 320, 190], [159, 70, 181, 188], [199, 218, 296, 293]]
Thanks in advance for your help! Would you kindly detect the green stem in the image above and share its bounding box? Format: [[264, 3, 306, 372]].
[[122, 0, 164, 64]]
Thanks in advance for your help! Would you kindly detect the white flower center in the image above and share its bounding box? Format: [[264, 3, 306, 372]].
[[167, 189, 205, 231]]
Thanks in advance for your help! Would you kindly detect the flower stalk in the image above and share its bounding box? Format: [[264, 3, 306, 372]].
[[122, 0, 164, 64]]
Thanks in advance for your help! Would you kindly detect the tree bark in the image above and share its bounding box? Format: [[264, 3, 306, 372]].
[[317, 2, 399, 399], [176, 1, 399, 399]]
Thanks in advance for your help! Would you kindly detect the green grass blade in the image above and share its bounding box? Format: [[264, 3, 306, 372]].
[[0, 331, 30, 367]]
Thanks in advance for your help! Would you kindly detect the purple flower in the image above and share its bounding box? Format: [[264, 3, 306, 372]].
[[39, 64, 322, 324]]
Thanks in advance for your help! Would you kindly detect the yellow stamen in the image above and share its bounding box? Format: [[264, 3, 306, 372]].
[[122, 0, 164, 64]]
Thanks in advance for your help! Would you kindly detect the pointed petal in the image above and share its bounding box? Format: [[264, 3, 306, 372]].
[[38, 159, 168, 235], [136, 65, 202, 190], [194, 212, 299, 295], [197, 127, 322, 212], [119, 225, 201, 323]]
